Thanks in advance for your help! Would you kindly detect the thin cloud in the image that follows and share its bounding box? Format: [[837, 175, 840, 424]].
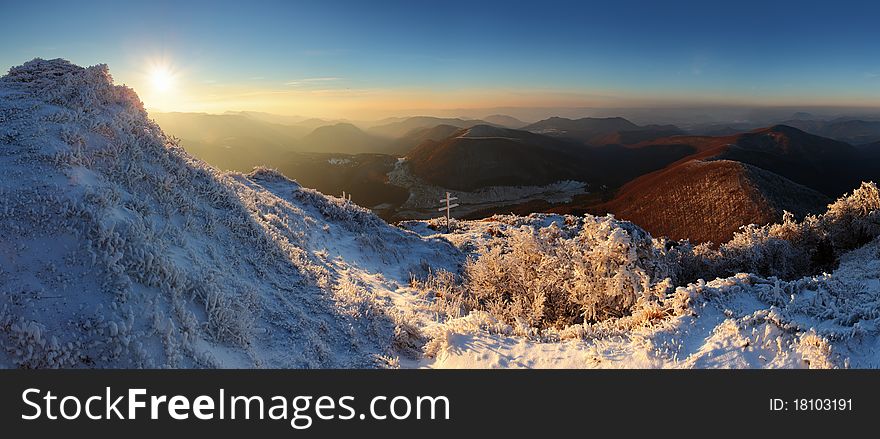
[[285, 77, 344, 86], [206, 86, 383, 100]]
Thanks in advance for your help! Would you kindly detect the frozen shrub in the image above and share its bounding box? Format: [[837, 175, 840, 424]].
[[0, 316, 78, 368], [199, 286, 258, 347], [712, 213, 814, 280], [445, 216, 677, 328], [390, 316, 425, 360], [413, 269, 467, 319], [705, 183, 880, 281], [566, 218, 675, 322], [822, 182, 880, 253], [796, 331, 835, 369], [3, 59, 145, 113]]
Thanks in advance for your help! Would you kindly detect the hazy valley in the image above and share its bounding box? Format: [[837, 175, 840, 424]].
[[154, 106, 880, 245]]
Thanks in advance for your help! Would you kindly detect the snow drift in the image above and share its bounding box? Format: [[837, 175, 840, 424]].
[[2, 59, 880, 369]]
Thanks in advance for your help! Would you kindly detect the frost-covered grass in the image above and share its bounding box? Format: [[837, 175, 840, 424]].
[[417, 216, 675, 329]]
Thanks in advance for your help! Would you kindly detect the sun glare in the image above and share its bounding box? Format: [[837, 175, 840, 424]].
[[150, 66, 175, 92]]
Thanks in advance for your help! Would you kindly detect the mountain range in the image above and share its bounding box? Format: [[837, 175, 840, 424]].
[[406, 125, 586, 190], [560, 125, 880, 243], [522, 116, 685, 145], [147, 98, 880, 245], [367, 116, 499, 138], [780, 118, 880, 145]]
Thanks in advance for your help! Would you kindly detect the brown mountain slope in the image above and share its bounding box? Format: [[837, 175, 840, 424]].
[[596, 159, 831, 244], [523, 116, 684, 145], [627, 125, 866, 197], [385, 124, 462, 156], [405, 124, 701, 191], [368, 116, 493, 138], [588, 125, 685, 145], [406, 125, 585, 190], [299, 123, 386, 154]]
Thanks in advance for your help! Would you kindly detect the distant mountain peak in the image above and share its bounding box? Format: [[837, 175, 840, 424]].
[[481, 114, 528, 128], [318, 121, 363, 131], [457, 124, 513, 138], [763, 124, 806, 135], [601, 159, 830, 244]]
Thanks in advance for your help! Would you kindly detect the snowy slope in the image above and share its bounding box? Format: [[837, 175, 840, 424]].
[[2, 59, 880, 369]]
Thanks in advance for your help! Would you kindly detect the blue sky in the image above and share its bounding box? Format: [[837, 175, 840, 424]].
[[1, 0, 878, 117]]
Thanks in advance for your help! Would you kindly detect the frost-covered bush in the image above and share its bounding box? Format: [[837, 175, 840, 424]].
[[0, 315, 78, 368], [197, 284, 259, 347], [413, 269, 467, 319], [693, 182, 880, 281], [425, 216, 459, 232], [822, 182, 880, 253], [436, 216, 677, 328], [709, 212, 817, 280], [3, 58, 145, 113]]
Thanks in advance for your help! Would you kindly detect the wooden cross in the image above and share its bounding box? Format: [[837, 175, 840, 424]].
[[437, 192, 459, 232]]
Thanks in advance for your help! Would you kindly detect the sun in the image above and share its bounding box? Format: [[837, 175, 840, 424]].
[[150, 66, 175, 92]]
